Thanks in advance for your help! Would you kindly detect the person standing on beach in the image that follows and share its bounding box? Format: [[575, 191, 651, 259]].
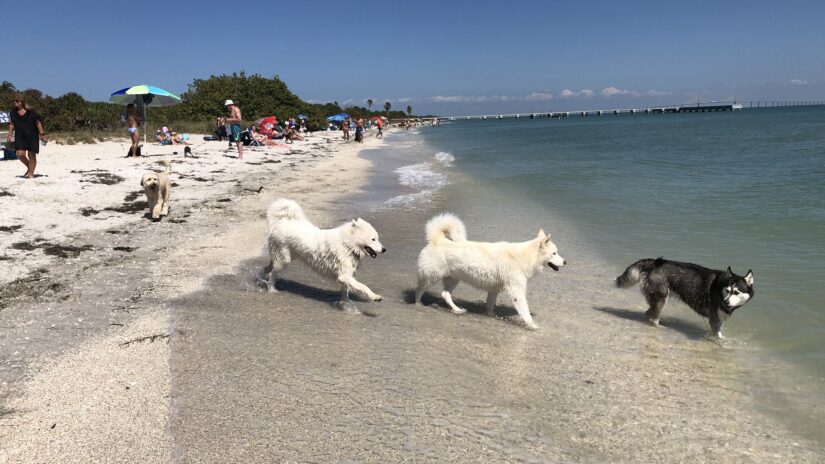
[[126, 103, 140, 157], [224, 99, 243, 160], [7, 93, 47, 179], [375, 117, 383, 139], [355, 117, 364, 143], [342, 118, 350, 142]]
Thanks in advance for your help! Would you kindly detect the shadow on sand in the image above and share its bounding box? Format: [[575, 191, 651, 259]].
[[401, 289, 532, 328], [593, 306, 708, 340]]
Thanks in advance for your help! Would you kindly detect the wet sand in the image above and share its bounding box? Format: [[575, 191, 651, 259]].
[[1, 130, 823, 462]]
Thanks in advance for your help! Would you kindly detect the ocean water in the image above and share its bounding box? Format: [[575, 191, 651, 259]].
[[372, 107, 825, 379]]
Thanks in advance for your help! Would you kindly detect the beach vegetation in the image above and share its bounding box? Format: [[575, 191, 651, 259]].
[[1, 73, 415, 136]]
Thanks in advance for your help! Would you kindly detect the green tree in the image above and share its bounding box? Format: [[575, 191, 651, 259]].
[[406, 105, 412, 117], [384, 101, 391, 117], [367, 98, 373, 115]]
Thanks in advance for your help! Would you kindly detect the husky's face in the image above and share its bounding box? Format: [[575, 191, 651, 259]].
[[722, 268, 754, 312], [351, 218, 387, 259], [537, 229, 567, 272]]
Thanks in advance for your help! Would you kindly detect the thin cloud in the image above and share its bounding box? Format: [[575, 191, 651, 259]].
[[603, 86, 670, 98], [560, 89, 595, 99], [790, 79, 809, 86], [397, 97, 413, 103]]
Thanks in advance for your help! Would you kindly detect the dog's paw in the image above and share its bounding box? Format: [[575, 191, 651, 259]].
[[525, 322, 540, 330], [452, 307, 467, 315]]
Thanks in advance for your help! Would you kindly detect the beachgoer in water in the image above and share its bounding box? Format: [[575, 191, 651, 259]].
[[224, 99, 243, 160], [126, 103, 140, 157], [7, 93, 47, 179]]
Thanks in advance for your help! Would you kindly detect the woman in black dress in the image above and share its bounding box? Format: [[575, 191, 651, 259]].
[[7, 93, 47, 179]]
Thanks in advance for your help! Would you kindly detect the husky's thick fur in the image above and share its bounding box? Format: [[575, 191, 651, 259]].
[[616, 257, 754, 337], [414, 213, 567, 329], [264, 198, 387, 303], [140, 160, 172, 221]]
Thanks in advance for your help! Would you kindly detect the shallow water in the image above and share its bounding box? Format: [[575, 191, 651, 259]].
[[165, 123, 825, 460]]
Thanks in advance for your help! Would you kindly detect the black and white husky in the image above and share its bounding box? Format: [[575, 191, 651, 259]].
[[615, 257, 754, 337]]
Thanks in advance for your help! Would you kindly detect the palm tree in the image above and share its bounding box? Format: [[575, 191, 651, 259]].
[[0, 81, 16, 93], [406, 105, 413, 117], [367, 98, 373, 116], [384, 101, 391, 117]]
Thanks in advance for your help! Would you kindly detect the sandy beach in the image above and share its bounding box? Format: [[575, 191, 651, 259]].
[[1, 128, 823, 463]]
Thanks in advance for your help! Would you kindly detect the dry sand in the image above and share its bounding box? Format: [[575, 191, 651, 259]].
[[0, 128, 823, 463]]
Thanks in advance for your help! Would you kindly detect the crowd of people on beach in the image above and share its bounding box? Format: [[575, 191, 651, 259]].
[[2, 93, 395, 177]]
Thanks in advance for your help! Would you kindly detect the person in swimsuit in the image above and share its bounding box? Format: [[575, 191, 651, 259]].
[[7, 93, 47, 179], [342, 117, 350, 142], [224, 99, 243, 160], [126, 103, 140, 157]]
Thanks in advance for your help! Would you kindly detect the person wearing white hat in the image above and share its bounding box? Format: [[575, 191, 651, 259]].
[[224, 99, 243, 160]]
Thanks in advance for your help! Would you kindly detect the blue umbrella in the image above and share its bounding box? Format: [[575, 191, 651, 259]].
[[110, 84, 181, 151], [326, 113, 350, 122], [296, 113, 309, 120]]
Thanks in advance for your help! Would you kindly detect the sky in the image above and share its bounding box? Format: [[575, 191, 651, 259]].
[[3, 0, 824, 116]]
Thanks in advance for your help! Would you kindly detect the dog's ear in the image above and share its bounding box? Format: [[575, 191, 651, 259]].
[[351, 219, 357, 227], [726, 266, 733, 275], [537, 229, 546, 239], [744, 270, 754, 286], [140, 177, 144, 187]]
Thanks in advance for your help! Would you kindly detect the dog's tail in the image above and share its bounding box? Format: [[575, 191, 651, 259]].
[[156, 160, 172, 175], [425, 213, 467, 245], [267, 198, 308, 224], [615, 257, 664, 288]]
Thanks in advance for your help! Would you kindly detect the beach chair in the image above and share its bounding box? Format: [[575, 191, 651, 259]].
[[244, 127, 265, 148]]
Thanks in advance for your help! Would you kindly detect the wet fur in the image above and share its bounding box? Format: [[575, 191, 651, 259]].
[[616, 257, 754, 337], [140, 160, 172, 221], [414, 213, 567, 330], [264, 198, 386, 304]]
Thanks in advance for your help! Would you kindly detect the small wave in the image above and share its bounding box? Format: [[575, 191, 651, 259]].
[[383, 191, 437, 208], [434, 151, 455, 165], [395, 163, 448, 190]]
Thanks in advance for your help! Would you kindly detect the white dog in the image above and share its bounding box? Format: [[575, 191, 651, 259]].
[[140, 160, 172, 221], [264, 198, 387, 304], [415, 213, 567, 329]]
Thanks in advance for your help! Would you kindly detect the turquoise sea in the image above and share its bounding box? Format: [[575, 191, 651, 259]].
[[373, 106, 825, 379]]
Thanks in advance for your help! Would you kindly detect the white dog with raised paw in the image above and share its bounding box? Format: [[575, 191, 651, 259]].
[[263, 198, 387, 306]]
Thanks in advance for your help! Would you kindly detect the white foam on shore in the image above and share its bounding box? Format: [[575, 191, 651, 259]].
[[383, 152, 455, 208], [434, 151, 455, 165]]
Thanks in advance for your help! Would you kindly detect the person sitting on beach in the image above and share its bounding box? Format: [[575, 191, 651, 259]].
[[169, 131, 189, 145], [155, 129, 169, 145], [284, 125, 304, 143]]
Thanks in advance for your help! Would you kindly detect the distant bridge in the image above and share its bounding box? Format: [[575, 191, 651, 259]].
[[440, 101, 825, 121]]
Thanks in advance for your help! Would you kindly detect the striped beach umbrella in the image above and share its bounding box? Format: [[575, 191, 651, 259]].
[[109, 85, 181, 152]]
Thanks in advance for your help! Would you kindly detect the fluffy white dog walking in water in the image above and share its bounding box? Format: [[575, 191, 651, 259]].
[[415, 213, 567, 329], [264, 198, 387, 304]]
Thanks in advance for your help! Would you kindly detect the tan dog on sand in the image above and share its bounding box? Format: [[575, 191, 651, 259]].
[[140, 160, 172, 221]]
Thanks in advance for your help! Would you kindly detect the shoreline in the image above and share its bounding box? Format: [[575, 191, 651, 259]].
[[0, 130, 384, 462], [1, 128, 823, 462]]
